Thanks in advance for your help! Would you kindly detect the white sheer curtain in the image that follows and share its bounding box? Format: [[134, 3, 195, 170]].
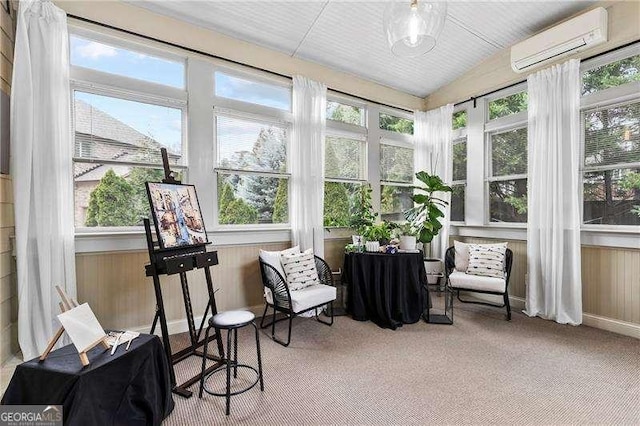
[[11, 0, 76, 360], [290, 76, 326, 256], [525, 59, 582, 325], [414, 104, 454, 259]]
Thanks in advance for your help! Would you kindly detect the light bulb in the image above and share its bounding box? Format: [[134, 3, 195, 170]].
[[408, 10, 420, 45]]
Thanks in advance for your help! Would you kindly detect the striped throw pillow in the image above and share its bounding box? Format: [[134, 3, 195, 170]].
[[466, 243, 507, 279], [281, 249, 319, 291]]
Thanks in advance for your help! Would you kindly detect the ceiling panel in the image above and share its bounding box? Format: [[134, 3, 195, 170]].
[[131, 0, 328, 55], [130, 1, 597, 97], [296, 1, 497, 96]]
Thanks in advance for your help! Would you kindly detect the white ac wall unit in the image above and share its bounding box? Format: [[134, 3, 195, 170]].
[[511, 7, 608, 73]]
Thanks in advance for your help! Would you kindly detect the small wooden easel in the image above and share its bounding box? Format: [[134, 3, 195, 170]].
[[39, 286, 110, 366]]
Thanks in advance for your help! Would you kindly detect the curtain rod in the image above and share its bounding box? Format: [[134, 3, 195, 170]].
[[453, 39, 639, 108], [67, 14, 415, 113]]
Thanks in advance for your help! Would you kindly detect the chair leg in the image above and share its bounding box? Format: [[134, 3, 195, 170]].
[[259, 304, 269, 329], [233, 328, 238, 378], [316, 302, 334, 326], [266, 306, 292, 347], [199, 325, 211, 398], [225, 329, 232, 416], [252, 321, 264, 392], [504, 292, 512, 321]]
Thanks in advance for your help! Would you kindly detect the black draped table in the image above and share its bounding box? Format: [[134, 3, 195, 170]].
[[343, 252, 429, 329], [1, 334, 174, 426]]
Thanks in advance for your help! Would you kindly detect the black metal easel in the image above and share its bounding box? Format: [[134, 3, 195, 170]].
[[144, 148, 225, 398]]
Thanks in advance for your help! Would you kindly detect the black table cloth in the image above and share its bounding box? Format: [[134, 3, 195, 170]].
[[1, 334, 174, 426], [343, 252, 429, 329]]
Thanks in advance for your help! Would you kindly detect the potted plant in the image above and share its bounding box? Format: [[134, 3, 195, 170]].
[[404, 171, 452, 281], [363, 222, 392, 246], [395, 222, 418, 251], [348, 183, 377, 245]]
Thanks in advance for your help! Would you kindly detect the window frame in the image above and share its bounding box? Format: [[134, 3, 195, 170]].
[[323, 93, 368, 229], [378, 106, 415, 222], [450, 105, 467, 225], [579, 46, 640, 231], [70, 26, 187, 91], [484, 85, 528, 226], [213, 66, 293, 117], [212, 102, 292, 230], [70, 26, 189, 234]]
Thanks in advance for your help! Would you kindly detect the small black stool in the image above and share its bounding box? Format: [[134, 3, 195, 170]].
[[199, 310, 264, 415]]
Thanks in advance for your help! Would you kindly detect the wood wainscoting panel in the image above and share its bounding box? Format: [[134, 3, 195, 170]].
[[324, 238, 350, 273], [582, 246, 640, 325], [75, 242, 289, 332]]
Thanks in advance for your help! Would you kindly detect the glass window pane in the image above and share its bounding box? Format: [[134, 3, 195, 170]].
[[216, 115, 287, 173], [488, 91, 528, 120], [380, 143, 414, 183], [74, 164, 173, 227], [324, 181, 360, 227], [584, 102, 639, 167], [381, 185, 413, 221], [583, 168, 640, 226], [380, 113, 414, 135], [491, 128, 527, 176], [582, 55, 640, 95], [217, 173, 288, 224], [327, 101, 364, 126], [325, 136, 365, 180], [70, 35, 184, 88], [450, 184, 465, 222], [74, 91, 183, 165], [489, 179, 528, 223], [215, 72, 291, 111], [453, 110, 467, 130], [452, 139, 467, 181]]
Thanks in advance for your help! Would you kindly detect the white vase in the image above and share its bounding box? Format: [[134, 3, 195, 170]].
[[399, 236, 416, 251]]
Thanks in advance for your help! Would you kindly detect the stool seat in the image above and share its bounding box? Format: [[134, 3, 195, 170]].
[[210, 310, 255, 328]]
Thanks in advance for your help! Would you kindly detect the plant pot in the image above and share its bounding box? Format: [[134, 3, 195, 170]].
[[352, 235, 364, 245], [365, 241, 380, 252], [399, 236, 417, 251], [424, 258, 443, 284]]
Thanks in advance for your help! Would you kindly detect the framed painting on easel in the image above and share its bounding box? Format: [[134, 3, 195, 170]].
[[146, 182, 209, 250]]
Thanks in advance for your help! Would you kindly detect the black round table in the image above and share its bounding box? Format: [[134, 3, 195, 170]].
[[342, 251, 429, 329]]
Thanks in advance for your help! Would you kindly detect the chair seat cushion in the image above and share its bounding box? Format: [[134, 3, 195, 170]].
[[266, 284, 336, 313], [211, 310, 255, 327], [449, 270, 506, 293]]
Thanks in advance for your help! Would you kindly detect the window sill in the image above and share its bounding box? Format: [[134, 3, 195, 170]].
[[75, 227, 291, 253]]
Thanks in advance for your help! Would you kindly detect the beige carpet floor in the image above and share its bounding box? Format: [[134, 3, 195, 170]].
[[166, 304, 640, 425]]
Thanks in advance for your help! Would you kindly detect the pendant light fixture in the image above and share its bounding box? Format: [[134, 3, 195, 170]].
[[383, 0, 447, 58]]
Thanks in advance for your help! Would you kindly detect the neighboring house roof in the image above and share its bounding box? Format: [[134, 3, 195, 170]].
[[74, 99, 162, 151], [73, 100, 179, 180]]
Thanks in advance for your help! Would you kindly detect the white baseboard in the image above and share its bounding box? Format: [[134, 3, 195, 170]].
[[128, 304, 266, 336], [582, 313, 640, 339], [457, 292, 639, 339]]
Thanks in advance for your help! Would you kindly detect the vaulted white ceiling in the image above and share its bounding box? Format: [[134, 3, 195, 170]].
[[131, 1, 595, 97]]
